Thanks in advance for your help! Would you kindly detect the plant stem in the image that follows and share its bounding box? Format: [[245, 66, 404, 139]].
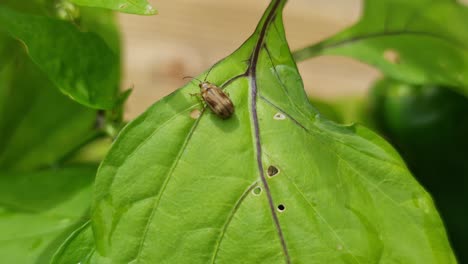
[[292, 42, 325, 62]]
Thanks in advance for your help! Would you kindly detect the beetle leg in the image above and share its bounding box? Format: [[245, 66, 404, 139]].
[[189, 92, 205, 107]]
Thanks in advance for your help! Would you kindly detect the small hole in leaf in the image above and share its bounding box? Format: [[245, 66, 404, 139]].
[[383, 49, 400, 64], [190, 109, 201, 119], [274, 112, 286, 120], [277, 204, 285, 212], [252, 186, 262, 196], [267, 165, 279, 177]]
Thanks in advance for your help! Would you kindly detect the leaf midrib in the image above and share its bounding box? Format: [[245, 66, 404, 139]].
[[247, 0, 290, 263]]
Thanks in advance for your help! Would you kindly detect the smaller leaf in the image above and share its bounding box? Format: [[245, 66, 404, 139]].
[[0, 6, 120, 109], [294, 0, 468, 97], [69, 0, 157, 15], [0, 38, 98, 170]]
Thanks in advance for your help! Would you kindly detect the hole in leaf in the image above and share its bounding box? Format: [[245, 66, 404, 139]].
[[274, 112, 286, 120], [277, 204, 285, 212], [383, 49, 400, 64], [252, 186, 262, 196], [267, 165, 279, 177], [190, 109, 201, 119]]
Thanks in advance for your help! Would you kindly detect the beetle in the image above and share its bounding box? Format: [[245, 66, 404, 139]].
[[184, 70, 234, 119]]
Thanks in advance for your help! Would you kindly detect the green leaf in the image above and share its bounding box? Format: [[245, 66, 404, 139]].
[[0, 165, 96, 264], [79, 7, 121, 54], [293, 0, 468, 97], [0, 39, 98, 170], [51, 221, 97, 264], [92, 0, 455, 263], [0, 6, 120, 109], [309, 96, 376, 129], [69, 0, 157, 15]]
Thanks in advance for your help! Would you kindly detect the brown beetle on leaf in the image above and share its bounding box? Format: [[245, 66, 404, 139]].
[[184, 69, 234, 119]]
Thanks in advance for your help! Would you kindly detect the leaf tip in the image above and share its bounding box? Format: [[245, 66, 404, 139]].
[[144, 4, 158, 15]]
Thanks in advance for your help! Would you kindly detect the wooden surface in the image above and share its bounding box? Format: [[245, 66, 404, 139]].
[[119, 0, 381, 119]]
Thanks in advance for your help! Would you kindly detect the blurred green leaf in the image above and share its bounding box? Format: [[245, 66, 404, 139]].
[[0, 165, 96, 264], [90, 0, 455, 263], [0, 6, 120, 109], [0, 0, 49, 16], [51, 221, 96, 264], [79, 7, 121, 53], [308, 97, 343, 123], [69, 0, 157, 15], [294, 0, 468, 97], [0, 40, 99, 171], [309, 96, 375, 128]]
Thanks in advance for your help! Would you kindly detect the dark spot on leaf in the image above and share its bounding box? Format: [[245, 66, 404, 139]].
[[277, 204, 285, 212], [267, 165, 279, 177]]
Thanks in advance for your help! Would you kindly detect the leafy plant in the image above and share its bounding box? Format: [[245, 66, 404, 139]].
[[0, 0, 464, 263], [294, 0, 468, 97]]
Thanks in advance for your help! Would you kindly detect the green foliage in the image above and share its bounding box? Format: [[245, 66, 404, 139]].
[[309, 96, 374, 128], [294, 0, 468, 97], [0, 39, 98, 171], [86, 1, 454, 263], [0, 165, 96, 264], [69, 0, 157, 15], [0, 1, 127, 263], [0, 5, 120, 109], [0, 0, 461, 263], [51, 221, 96, 263]]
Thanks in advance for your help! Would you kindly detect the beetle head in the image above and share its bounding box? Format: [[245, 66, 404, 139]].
[[199, 82, 211, 91]]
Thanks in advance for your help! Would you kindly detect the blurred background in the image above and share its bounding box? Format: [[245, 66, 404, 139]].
[[119, 0, 380, 119]]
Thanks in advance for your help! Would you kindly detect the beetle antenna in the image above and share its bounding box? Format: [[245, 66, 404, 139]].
[[183, 76, 202, 85], [203, 66, 215, 82]]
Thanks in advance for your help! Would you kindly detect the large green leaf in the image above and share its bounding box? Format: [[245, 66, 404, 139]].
[[69, 0, 157, 15], [293, 0, 468, 97], [89, 0, 455, 263], [0, 5, 120, 109], [0, 39, 98, 171], [0, 165, 95, 264]]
